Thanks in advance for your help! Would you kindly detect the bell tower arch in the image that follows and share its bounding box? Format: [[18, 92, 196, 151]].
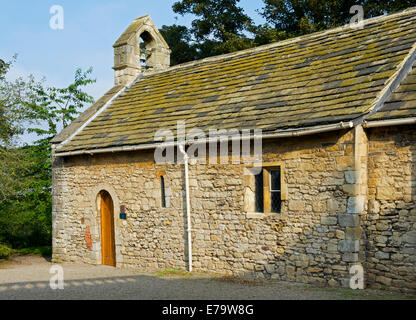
[[113, 15, 171, 86]]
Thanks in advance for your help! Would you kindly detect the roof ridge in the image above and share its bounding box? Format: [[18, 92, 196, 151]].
[[141, 6, 416, 77]]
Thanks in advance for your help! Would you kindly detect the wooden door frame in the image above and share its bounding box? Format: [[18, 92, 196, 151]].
[[100, 190, 116, 267]]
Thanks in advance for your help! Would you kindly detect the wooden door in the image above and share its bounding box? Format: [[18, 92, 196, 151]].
[[100, 191, 116, 266]]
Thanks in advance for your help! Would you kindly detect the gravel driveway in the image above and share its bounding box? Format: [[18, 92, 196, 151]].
[[0, 255, 414, 300]]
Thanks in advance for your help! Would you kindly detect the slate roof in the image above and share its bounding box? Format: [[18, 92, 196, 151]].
[[52, 85, 123, 144], [366, 61, 416, 121], [54, 8, 416, 154]]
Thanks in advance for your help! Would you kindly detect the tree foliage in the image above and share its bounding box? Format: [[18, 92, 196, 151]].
[[168, 0, 255, 62], [26, 68, 95, 141], [172, 0, 253, 42], [0, 56, 39, 146], [0, 62, 95, 248], [164, 0, 416, 65], [259, 0, 416, 39], [160, 24, 198, 66], [0, 143, 52, 248]]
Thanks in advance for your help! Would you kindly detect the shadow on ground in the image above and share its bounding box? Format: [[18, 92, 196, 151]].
[[0, 269, 415, 300]]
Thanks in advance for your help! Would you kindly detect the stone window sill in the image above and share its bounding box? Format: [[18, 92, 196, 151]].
[[246, 212, 283, 219]]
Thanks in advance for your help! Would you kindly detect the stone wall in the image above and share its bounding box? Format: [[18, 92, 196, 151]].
[[52, 151, 188, 270], [52, 126, 416, 292], [365, 125, 416, 293]]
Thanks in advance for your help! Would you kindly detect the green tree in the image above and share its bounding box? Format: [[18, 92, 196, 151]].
[[160, 24, 198, 66], [0, 64, 95, 248], [163, 1, 416, 65], [0, 143, 52, 248], [259, 0, 416, 40], [27, 68, 95, 140], [0, 56, 39, 146], [0, 59, 5, 75], [173, 0, 253, 42], [171, 0, 255, 59], [0, 58, 41, 231]]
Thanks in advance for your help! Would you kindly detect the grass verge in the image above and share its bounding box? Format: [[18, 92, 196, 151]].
[[0, 245, 52, 261], [0, 243, 13, 259], [13, 246, 52, 257]]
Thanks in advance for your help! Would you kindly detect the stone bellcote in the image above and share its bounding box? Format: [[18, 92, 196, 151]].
[[113, 15, 171, 86]]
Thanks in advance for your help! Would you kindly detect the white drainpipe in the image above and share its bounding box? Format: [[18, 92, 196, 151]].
[[179, 144, 192, 272]]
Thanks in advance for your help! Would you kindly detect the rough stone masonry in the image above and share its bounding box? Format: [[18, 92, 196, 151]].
[[52, 125, 416, 293]]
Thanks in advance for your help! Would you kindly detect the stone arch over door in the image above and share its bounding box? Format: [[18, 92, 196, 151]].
[[87, 184, 122, 266]]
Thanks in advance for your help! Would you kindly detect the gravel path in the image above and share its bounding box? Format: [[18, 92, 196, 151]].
[[0, 255, 414, 300]]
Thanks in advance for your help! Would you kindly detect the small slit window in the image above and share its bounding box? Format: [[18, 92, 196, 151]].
[[161, 176, 166, 208], [255, 169, 264, 213]]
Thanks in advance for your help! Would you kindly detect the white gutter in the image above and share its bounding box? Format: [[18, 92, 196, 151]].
[[54, 121, 354, 157], [261, 121, 354, 139], [363, 117, 416, 128], [178, 144, 192, 273]]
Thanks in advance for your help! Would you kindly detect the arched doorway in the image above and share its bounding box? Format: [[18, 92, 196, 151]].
[[100, 190, 116, 266]]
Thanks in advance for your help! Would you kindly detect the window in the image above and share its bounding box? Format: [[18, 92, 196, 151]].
[[255, 170, 264, 213], [252, 165, 285, 214], [270, 170, 282, 213], [161, 176, 166, 208]]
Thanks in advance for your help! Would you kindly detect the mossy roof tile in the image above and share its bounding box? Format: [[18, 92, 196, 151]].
[[367, 61, 416, 121]]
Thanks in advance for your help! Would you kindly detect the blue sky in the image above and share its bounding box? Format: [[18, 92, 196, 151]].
[[0, 1, 265, 144], [0, 0, 265, 94]]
